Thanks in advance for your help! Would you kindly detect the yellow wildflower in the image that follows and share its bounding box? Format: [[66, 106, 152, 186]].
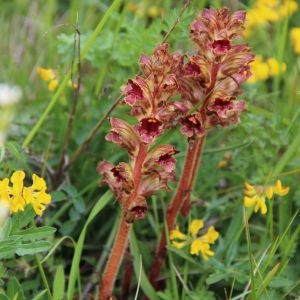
[[248, 56, 269, 83], [37, 66, 58, 91], [0, 171, 51, 216], [273, 179, 290, 196], [189, 219, 204, 237], [280, 0, 298, 17], [126, 1, 163, 18], [0, 178, 10, 209], [243, 179, 289, 215], [10, 170, 26, 213], [248, 56, 286, 84], [48, 79, 58, 92], [147, 6, 162, 18], [190, 226, 219, 259], [23, 174, 51, 216], [190, 238, 213, 259], [245, 0, 298, 36], [170, 219, 219, 260], [169, 225, 188, 249], [267, 58, 286, 76], [290, 27, 300, 54], [217, 152, 232, 169], [37, 67, 56, 81], [0, 171, 26, 214]]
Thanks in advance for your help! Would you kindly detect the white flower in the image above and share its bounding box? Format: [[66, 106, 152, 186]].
[[0, 83, 22, 106]]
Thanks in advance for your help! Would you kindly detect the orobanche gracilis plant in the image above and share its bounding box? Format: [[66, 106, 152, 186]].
[[97, 7, 254, 299]]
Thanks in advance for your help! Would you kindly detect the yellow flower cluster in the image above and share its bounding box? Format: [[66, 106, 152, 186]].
[[244, 179, 289, 214], [248, 56, 286, 84], [0, 170, 51, 216], [37, 67, 58, 92], [245, 0, 298, 36], [290, 27, 300, 54], [126, 1, 163, 18], [170, 219, 219, 260]]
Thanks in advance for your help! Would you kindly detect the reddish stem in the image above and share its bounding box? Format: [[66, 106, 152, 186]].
[[121, 252, 134, 300], [99, 143, 148, 299], [180, 136, 204, 216], [99, 214, 131, 300], [148, 136, 206, 288]]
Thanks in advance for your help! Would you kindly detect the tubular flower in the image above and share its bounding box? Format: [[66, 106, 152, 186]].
[[98, 44, 183, 222], [190, 9, 247, 59], [170, 219, 219, 260], [243, 180, 289, 214], [97, 161, 134, 203], [179, 7, 254, 137], [121, 43, 186, 127], [180, 113, 205, 138], [98, 8, 254, 222], [0, 171, 51, 216], [105, 118, 141, 158], [37, 67, 58, 92]]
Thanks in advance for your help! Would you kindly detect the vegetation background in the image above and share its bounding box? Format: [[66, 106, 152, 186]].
[[0, 0, 299, 299]]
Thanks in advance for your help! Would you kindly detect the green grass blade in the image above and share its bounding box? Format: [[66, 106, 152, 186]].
[[271, 131, 300, 177], [243, 209, 256, 299], [31, 290, 47, 300], [256, 263, 280, 297], [53, 265, 65, 300], [22, 75, 70, 148], [40, 236, 76, 265], [129, 230, 159, 300], [67, 190, 113, 300], [270, 132, 300, 240]]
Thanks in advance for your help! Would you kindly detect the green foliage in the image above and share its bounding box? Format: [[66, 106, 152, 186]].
[[1, 0, 300, 299], [53, 265, 65, 300], [0, 207, 56, 259]]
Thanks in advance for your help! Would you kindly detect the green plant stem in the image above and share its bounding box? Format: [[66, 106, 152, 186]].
[[148, 135, 206, 288], [30, 219, 52, 299], [161, 0, 191, 43], [67, 190, 113, 300], [55, 22, 81, 182], [35, 254, 52, 299], [243, 208, 256, 300]]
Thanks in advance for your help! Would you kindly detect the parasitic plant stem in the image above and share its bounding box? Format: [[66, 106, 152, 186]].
[[99, 214, 131, 300], [99, 143, 148, 299], [149, 135, 206, 288], [98, 7, 254, 296]]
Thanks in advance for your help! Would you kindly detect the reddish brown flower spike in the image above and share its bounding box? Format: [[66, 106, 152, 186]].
[[122, 79, 144, 106], [211, 39, 231, 54], [105, 118, 140, 158], [180, 114, 205, 138], [136, 117, 163, 143]]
